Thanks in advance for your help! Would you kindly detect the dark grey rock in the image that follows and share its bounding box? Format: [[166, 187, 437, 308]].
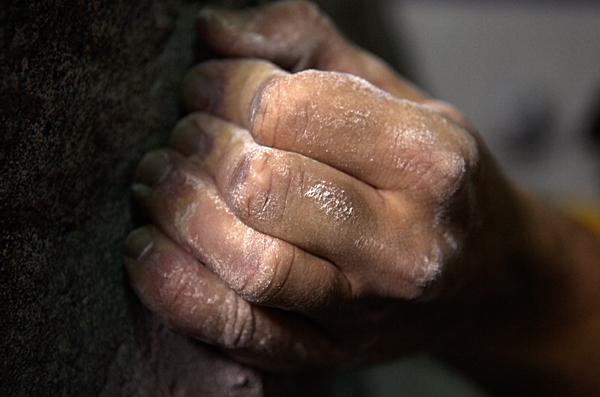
[[0, 1, 275, 395]]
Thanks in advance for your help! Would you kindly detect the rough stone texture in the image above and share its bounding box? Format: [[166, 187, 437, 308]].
[[0, 0, 278, 395], [1, 0, 395, 394]]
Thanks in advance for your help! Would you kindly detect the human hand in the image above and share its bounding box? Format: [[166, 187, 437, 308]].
[[124, 1, 549, 371]]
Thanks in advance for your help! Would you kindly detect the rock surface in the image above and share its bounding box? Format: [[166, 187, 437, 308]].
[[0, 1, 280, 395]]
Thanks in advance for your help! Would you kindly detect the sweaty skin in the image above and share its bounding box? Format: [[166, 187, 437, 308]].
[[125, 2, 600, 394]]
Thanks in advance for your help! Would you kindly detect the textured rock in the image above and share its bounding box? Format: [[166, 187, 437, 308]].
[[0, 1, 272, 395]]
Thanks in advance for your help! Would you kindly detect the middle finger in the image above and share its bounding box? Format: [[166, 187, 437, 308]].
[[169, 113, 416, 294]]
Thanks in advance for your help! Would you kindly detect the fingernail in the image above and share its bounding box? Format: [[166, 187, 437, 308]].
[[125, 226, 154, 260], [131, 183, 152, 201], [170, 118, 212, 157], [135, 150, 172, 186]]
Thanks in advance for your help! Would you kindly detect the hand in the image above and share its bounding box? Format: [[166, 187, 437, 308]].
[[124, 2, 600, 390]]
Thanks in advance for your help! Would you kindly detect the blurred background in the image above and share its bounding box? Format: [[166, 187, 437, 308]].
[[322, 0, 600, 395]]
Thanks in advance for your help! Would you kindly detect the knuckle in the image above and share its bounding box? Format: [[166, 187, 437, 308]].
[[403, 149, 470, 203], [221, 293, 256, 349], [432, 151, 469, 193], [430, 134, 479, 198], [406, 233, 458, 301], [251, 72, 315, 147], [423, 100, 480, 167], [365, 234, 445, 301], [238, 238, 294, 304], [385, 117, 475, 198], [250, 76, 286, 146], [391, 148, 469, 200], [229, 149, 293, 223], [253, 69, 354, 148], [411, 246, 444, 290], [406, 261, 444, 301]]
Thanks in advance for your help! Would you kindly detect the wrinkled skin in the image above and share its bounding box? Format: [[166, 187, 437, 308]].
[[125, 2, 600, 394]]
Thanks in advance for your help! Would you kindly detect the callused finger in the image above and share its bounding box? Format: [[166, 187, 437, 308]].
[[169, 113, 426, 298], [182, 59, 477, 196], [132, 147, 352, 313], [125, 226, 339, 369], [197, 1, 427, 101]]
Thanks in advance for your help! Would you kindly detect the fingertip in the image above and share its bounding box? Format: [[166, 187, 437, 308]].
[[169, 114, 212, 157], [196, 6, 254, 56], [196, 6, 221, 25], [131, 183, 151, 204], [181, 64, 214, 113], [135, 150, 173, 187], [181, 59, 286, 128], [124, 226, 155, 293], [195, 2, 333, 70], [126, 226, 154, 259], [124, 228, 201, 311]]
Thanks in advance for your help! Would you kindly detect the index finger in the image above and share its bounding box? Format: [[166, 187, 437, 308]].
[[182, 59, 475, 191]]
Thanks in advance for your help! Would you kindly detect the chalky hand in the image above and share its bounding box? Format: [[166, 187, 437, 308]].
[[125, 1, 522, 369]]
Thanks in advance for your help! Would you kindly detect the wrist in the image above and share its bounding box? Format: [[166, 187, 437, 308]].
[[440, 156, 600, 393]]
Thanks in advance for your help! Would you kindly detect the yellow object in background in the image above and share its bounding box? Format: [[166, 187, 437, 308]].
[[564, 202, 600, 237]]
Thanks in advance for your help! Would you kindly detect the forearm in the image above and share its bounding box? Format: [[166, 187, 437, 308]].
[[443, 185, 600, 395]]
